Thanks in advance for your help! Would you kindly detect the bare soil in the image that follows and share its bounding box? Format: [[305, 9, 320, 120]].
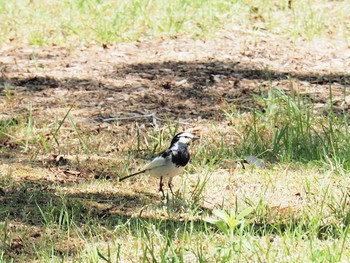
[[1, 30, 349, 198], [1, 30, 349, 188], [1, 31, 350, 127]]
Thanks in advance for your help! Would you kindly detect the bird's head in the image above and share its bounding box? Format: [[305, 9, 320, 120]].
[[170, 132, 200, 145]]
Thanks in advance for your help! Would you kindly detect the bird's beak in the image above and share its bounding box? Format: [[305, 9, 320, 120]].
[[193, 136, 201, 141]]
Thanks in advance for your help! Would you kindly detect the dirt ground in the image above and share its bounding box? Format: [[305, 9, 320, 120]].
[[1, 30, 350, 128], [1, 29, 350, 201], [0, 29, 350, 207]]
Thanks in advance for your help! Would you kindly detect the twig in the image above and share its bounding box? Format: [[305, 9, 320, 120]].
[[103, 112, 189, 125], [103, 113, 162, 122]]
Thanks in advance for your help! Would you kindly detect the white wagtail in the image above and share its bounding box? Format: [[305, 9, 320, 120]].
[[119, 131, 200, 198]]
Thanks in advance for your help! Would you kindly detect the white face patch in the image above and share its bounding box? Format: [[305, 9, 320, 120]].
[[170, 142, 179, 150], [177, 132, 195, 144]]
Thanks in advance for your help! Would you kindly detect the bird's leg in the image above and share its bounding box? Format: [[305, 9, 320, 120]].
[[168, 178, 174, 196], [159, 176, 165, 199]]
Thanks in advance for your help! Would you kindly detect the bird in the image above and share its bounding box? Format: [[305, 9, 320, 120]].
[[119, 131, 200, 198]]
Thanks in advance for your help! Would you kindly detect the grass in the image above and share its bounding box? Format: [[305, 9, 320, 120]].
[[0, 0, 349, 46], [232, 87, 350, 169], [1, 167, 349, 262], [1, 84, 350, 262]]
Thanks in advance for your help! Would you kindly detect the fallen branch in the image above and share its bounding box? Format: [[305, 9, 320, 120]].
[[103, 113, 162, 122], [103, 112, 189, 125]]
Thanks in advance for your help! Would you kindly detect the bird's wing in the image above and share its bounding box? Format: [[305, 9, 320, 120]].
[[143, 149, 173, 171], [120, 149, 177, 181], [120, 152, 169, 181]]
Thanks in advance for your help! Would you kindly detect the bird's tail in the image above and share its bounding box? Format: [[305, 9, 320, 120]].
[[119, 170, 146, 181]]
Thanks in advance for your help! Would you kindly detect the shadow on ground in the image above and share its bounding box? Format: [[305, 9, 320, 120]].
[[1, 60, 349, 122], [0, 177, 346, 238]]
